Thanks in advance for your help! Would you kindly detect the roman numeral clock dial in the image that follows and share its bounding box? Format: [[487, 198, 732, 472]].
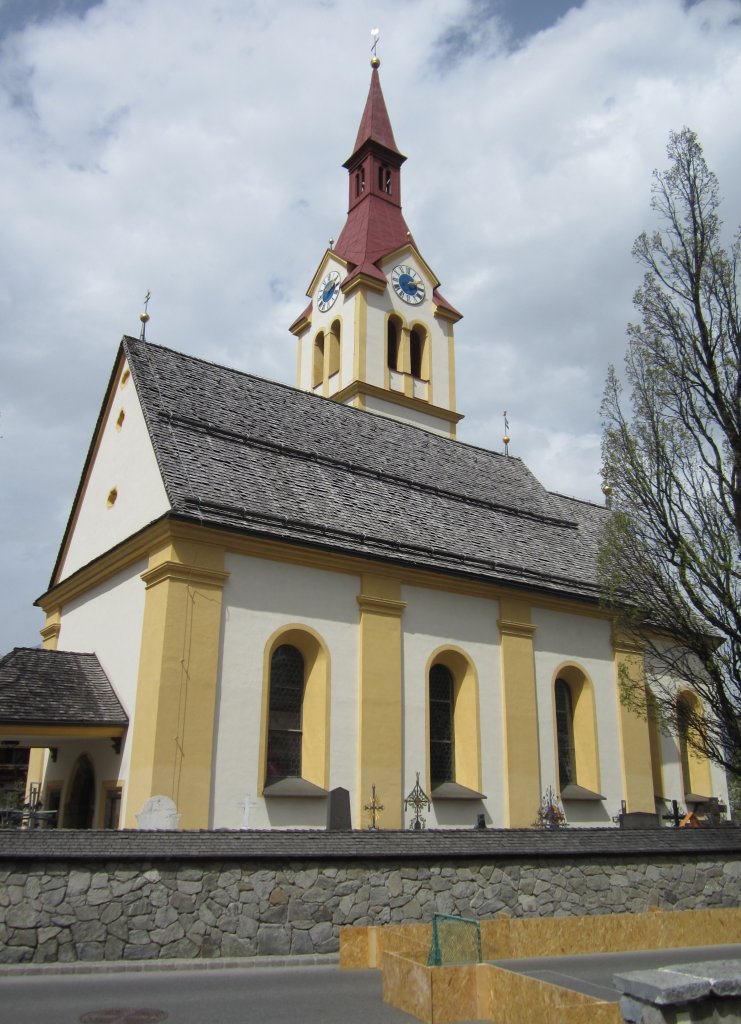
[[316, 270, 341, 312], [391, 264, 425, 305]]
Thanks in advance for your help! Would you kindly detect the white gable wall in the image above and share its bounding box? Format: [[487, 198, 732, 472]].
[[51, 560, 147, 825], [59, 359, 170, 581]]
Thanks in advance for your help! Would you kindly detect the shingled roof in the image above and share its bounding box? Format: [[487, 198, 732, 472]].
[[0, 648, 128, 728], [120, 337, 608, 603]]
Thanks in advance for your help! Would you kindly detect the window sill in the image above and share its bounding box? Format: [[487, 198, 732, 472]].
[[431, 782, 487, 800], [263, 778, 328, 798], [560, 784, 605, 801]]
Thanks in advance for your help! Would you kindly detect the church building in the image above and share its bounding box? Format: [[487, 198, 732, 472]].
[[0, 58, 728, 831]]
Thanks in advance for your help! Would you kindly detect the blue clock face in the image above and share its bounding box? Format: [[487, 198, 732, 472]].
[[391, 264, 425, 305], [317, 271, 341, 312]]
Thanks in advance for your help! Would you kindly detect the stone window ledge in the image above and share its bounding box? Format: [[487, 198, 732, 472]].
[[431, 782, 487, 800], [560, 783, 605, 801], [263, 778, 328, 798]]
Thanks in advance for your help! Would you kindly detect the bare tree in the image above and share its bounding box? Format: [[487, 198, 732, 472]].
[[600, 128, 741, 778]]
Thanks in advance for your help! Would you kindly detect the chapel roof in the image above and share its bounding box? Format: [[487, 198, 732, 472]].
[[0, 648, 128, 728], [110, 336, 609, 603]]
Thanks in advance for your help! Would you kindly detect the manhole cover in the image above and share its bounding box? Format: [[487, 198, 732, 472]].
[[80, 1011, 168, 1024]]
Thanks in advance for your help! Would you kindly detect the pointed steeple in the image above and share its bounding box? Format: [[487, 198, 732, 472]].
[[334, 58, 413, 284], [349, 59, 404, 160]]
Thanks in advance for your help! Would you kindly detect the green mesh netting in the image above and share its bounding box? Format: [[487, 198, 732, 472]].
[[427, 913, 482, 966]]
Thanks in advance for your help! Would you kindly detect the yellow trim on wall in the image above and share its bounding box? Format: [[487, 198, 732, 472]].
[[40, 610, 61, 649], [357, 574, 405, 828], [425, 646, 481, 794], [446, 322, 457, 414], [258, 624, 331, 793], [612, 633, 656, 813], [551, 662, 601, 795], [353, 290, 368, 383], [38, 518, 612, 638], [331, 380, 463, 428], [0, 725, 125, 739], [498, 598, 541, 826], [124, 537, 229, 829]]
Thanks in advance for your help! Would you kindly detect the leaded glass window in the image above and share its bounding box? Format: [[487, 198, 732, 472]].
[[430, 664, 454, 787], [266, 644, 304, 781], [555, 678, 576, 788]]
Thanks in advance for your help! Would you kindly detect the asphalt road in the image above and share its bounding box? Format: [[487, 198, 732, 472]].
[[0, 963, 469, 1024], [489, 943, 741, 1003], [2, 946, 740, 1023]]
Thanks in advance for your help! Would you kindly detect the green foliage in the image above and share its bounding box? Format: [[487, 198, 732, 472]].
[[601, 128, 741, 777]]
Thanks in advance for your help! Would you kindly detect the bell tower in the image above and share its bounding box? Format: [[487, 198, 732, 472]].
[[290, 57, 463, 438]]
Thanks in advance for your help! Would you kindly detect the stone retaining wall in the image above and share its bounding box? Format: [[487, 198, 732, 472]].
[[1, 828, 740, 964]]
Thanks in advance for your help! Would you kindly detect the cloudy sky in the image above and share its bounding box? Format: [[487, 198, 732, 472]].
[[2, 0, 741, 653]]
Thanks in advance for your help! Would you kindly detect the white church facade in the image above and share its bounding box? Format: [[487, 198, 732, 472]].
[[0, 59, 728, 831]]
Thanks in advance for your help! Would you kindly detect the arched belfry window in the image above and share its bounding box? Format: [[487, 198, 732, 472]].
[[355, 164, 365, 196], [429, 664, 455, 787], [410, 327, 428, 380], [387, 316, 401, 371], [312, 332, 325, 389], [266, 644, 304, 782], [378, 164, 391, 194], [328, 320, 341, 378], [555, 678, 576, 789]]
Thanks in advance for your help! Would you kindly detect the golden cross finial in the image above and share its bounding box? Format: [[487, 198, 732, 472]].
[[370, 27, 380, 67], [364, 784, 384, 830], [502, 410, 510, 456], [139, 289, 151, 341]]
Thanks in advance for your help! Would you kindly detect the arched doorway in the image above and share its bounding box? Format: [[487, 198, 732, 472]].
[[64, 755, 95, 828]]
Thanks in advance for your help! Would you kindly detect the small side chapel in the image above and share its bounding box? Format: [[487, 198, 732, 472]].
[[0, 58, 728, 831]]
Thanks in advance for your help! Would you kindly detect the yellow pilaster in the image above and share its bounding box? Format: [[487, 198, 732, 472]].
[[612, 632, 656, 813], [357, 574, 406, 828], [40, 610, 61, 650], [125, 534, 229, 829], [498, 598, 541, 826], [353, 290, 368, 383]]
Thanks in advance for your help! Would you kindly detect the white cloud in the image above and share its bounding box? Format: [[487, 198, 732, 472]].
[[1, 0, 740, 651]]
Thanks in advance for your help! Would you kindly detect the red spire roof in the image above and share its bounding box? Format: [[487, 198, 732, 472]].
[[349, 64, 403, 160]]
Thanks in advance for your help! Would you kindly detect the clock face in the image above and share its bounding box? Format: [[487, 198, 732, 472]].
[[391, 264, 425, 305], [317, 270, 341, 312]]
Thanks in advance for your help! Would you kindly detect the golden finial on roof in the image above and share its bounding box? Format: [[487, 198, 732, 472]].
[[329, 237, 335, 248], [139, 289, 151, 341], [503, 410, 511, 456], [370, 27, 380, 67]]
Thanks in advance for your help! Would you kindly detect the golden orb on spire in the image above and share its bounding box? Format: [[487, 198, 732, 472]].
[[370, 55, 380, 68]]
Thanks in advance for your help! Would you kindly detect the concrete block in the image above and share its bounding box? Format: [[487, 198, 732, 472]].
[[614, 968, 710, 1005]]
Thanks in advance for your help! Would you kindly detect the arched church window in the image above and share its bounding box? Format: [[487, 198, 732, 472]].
[[387, 317, 400, 371], [355, 164, 365, 196], [676, 690, 712, 798], [312, 332, 325, 389], [410, 327, 427, 379], [555, 678, 576, 789], [266, 644, 304, 782], [429, 663, 455, 787], [328, 320, 341, 377]]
